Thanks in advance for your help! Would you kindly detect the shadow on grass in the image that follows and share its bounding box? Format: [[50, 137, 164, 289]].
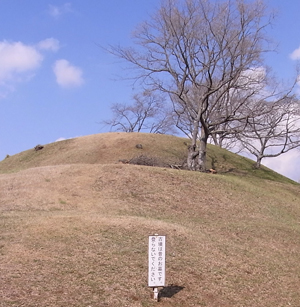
[[159, 285, 184, 298]]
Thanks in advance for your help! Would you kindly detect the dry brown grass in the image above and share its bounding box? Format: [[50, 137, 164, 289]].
[[0, 133, 187, 173], [0, 132, 300, 306]]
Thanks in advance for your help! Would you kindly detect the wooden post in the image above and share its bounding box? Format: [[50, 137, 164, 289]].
[[153, 287, 159, 301]]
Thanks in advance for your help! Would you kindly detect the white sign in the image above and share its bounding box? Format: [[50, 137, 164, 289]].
[[148, 235, 166, 287]]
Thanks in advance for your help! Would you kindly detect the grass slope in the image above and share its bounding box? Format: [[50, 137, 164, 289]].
[[0, 132, 299, 306], [0, 132, 295, 184]]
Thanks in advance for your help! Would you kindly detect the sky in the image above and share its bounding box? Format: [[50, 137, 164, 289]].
[[0, 0, 300, 181]]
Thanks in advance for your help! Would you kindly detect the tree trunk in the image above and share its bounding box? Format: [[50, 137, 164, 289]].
[[254, 156, 262, 169], [198, 126, 208, 172], [187, 145, 198, 170], [187, 120, 200, 171], [210, 132, 219, 146]]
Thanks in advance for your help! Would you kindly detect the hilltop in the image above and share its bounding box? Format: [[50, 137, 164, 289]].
[[0, 132, 295, 184], [0, 132, 299, 307]]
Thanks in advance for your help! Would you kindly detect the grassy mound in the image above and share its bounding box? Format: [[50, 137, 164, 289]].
[[0, 132, 294, 184], [0, 132, 299, 306]]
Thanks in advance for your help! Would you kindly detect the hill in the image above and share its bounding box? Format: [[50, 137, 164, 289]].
[[0, 132, 299, 307]]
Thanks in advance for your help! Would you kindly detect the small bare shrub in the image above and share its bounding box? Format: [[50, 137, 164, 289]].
[[129, 155, 167, 167]]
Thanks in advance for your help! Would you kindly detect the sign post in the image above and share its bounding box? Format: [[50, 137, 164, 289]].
[[148, 234, 166, 301]]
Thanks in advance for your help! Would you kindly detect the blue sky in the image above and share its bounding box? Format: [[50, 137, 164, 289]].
[[0, 0, 300, 181]]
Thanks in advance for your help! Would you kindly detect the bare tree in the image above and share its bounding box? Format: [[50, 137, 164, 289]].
[[103, 90, 177, 134], [235, 97, 300, 168], [109, 0, 276, 171]]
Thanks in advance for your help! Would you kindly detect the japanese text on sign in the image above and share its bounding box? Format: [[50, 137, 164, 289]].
[[148, 235, 166, 287]]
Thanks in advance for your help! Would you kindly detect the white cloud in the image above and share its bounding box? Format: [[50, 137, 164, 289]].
[[290, 46, 300, 60], [37, 38, 60, 52], [55, 137, 66, 142], [55, 136, 78, 142], [263, 150, 300, 182], [0, 41, 43, 82], [0, 41, 43, 95], [236, 66, 266, 94], [295, 75, 300, 97], [48, 3, 72, 18], [232, 142, 300, 182], [53, 59, 84, 88], [242, 67, 266, 81]]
